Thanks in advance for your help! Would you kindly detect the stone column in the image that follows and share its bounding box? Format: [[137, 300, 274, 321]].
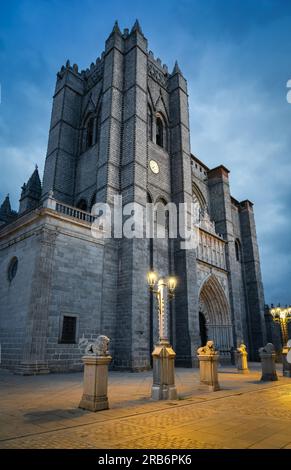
[[282, 339, 291, 378], [197, 341, 220, 392], [169, 63, 199, 367], [15, 227, 57, 375], [259, 343, 278, 381], [79, 355, 112, 411], [235, 343, 249, 373], [79, 335, 112, 412]]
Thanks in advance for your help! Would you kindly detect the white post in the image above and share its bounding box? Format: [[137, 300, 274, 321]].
[[157, 278, 168, 343]]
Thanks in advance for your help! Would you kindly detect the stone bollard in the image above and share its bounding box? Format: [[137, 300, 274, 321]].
[[151, 340, 177, 400], [197, 340, 220, 392], [235, 343, 249, 373], [79, 335, 112, 412], [282, 339, 291, 378], [259, 343, 278, 381]]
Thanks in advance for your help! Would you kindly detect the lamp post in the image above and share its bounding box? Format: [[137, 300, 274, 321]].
[[269, 306, 291, 347], [147, 272, 176, 344], [147, 271, 178, 400], [270, 305, 291, 377]]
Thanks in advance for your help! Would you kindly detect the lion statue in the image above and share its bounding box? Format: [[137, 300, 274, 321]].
[[259, 343, 275, 355], [78, 334, 110, 356], [237, 342, 247, 354], [197, 340, 217, 356]]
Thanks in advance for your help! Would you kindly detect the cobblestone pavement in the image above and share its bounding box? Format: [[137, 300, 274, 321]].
[[1, 363, 291, 449]]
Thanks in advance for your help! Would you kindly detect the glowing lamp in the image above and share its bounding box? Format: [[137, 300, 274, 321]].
[[147, 271, 157, 289], [168, 277, 177, 293]]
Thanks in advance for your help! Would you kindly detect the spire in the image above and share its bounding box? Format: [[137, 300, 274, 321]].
[[131, 19, 143, 36], [111, 20, 121, 35], [0, 194, 17, 225], [172, 60, 182, 76], [26, 165, 41, 193], [19, 166, 42, 214], [0, 194, 12, 215]]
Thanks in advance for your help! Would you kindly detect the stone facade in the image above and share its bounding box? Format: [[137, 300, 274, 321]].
[[0, 22, 266, 373]]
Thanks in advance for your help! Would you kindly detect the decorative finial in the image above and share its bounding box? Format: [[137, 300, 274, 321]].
[[112, 20, 121, 35], [172, 60, 182, 75], [131, 19, 143, 35]]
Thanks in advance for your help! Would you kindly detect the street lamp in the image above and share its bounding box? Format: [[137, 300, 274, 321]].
[[147, 271, 177, 344], [147, 271, 178, 400], [269, 306, 291, 347], [270, 305, 291, 378]]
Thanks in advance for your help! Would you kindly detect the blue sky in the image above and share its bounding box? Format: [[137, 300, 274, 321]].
[[0, 0, 291, 304]]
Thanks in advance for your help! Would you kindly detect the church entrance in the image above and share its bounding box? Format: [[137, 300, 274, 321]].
[[199, 274, 233, 361], [199, 312, 208, 346]]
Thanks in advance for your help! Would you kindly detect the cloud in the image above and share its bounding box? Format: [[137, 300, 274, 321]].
[[0, 0, 290, 305]]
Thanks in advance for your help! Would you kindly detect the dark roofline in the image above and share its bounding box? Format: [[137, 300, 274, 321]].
[[231, 196, 240, 207], [191, 154, 209, 171], [208, 164, 230, 175]]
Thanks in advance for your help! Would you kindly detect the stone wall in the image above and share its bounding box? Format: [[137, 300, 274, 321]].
[[0, 207, 105, 373]]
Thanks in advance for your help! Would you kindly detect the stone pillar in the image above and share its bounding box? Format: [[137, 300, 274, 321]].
[[151, 341, 177, 400], [79, 355, 112, 411], [235, 343, 249, 373], [79, 335, 112, 412], [259, 343, 278, 381], [42, 190, 56, 210], [169, 62, 199, 367], [207, 166, 242, 354], [282, 339, 291, 378], [15, 227, 57, 375], [197, 341, 220, 392], [239, 200, 266, 359]]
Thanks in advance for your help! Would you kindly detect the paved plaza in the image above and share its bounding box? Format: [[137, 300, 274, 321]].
[[1, 363, 291, 449]]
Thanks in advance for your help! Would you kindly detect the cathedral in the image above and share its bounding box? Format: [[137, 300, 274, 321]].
[[0, 21, 266, 374]]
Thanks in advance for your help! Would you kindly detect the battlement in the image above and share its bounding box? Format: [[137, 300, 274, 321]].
[[148, 50, 169, 74], [56, 21, 180, 91]]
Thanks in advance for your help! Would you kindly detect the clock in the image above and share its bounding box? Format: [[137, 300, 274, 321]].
[[149, 159, 160, 174]]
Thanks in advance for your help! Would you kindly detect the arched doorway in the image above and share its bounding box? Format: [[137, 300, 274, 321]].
[[199, 274, 233, 361], [199, 311, 208, 346]]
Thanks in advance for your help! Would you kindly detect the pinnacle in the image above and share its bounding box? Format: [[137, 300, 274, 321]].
[[0, 194, 11, 214], [172, 60, 182, 75], [112, 20, 121, 35], [131, 19, 143, 35]]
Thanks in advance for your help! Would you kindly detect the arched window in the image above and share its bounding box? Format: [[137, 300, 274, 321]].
[[76, 199, 88, 211], [235, 239, 241, 262], [86, 117, 94, 149], [148, 106, 153, 141], [156, 116, 164, 148]]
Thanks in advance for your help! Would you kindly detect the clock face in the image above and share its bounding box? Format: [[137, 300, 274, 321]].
[[149, 159, 159, 174]]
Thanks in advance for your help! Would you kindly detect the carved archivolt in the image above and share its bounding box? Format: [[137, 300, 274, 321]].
[[198, 272, 231, 326]]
